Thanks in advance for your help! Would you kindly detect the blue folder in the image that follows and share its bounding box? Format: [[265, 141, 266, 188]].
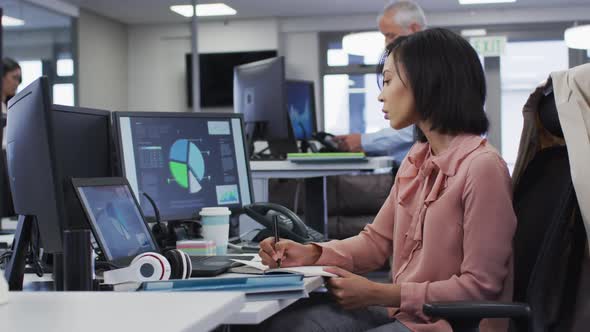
[[138, 274, 304, 294]]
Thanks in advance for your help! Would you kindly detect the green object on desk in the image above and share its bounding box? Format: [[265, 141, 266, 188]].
[[287, 152, 367, 163]]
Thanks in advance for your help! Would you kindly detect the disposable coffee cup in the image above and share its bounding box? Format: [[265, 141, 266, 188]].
[[199, 207, 231, 255]]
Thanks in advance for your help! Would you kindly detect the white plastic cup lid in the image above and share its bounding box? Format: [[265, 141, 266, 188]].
[[199, 206, 231, 217]]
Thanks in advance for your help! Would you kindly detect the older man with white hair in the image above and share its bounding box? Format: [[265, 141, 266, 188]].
[[334, 0, 426, 163]]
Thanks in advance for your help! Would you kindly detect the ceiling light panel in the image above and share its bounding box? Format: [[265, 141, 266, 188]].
[[459, 0, 516, 4], [2, 16, 25, 26], [170, 3, 237, 17]]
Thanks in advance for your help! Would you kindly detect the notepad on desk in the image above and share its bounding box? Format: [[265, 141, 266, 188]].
[[230, 259, 338, 278]]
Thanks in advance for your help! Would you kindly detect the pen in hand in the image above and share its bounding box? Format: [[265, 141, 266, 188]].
[[273, 215, 281, 268]]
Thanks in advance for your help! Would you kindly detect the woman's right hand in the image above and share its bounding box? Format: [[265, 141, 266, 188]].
[[259, 238, 322, 268]]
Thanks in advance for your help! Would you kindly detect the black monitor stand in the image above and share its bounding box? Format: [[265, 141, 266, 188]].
[[4, 215, 64, 291], [246, 121, 298, 160], [4, 215, 34, 290], [267, 139, 299, 159]]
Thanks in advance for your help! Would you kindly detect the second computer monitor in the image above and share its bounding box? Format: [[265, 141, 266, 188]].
[[114, 112, 253, 221], [286, 80, 317, 141], [233, 56, 298, 158], [6, 77, 113, 253]]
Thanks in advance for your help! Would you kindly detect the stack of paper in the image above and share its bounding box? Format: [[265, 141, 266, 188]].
[[176, 240, 216, 256]]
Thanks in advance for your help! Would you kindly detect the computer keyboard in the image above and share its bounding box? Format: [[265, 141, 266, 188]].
[[189, 254, 256, 277], [190, 256, 211, 263], [250, 155, 286, 161]]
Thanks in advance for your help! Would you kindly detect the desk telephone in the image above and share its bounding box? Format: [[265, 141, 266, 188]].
[[313, 132, 342, 152], [243, 203, 326, 243]]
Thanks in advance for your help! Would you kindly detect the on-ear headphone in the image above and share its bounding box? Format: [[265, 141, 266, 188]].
[[163, 249, 192, 280], [102, 250, 192, 285]]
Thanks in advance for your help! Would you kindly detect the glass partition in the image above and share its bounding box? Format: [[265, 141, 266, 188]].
[[2, 0, 77, 106]]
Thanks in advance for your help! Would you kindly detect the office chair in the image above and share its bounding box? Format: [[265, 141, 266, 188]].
[[422, 83, 587, 332]]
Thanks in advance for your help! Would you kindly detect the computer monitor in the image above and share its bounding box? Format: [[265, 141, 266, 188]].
[[73, 177, 159, 266], [52, 105, 114, 230], [113, 112, 253, 222], [286, 80, 317, 141], [186, 50, 277, 107], [5, 76, 113, 289], [233, 56, 298, 158]]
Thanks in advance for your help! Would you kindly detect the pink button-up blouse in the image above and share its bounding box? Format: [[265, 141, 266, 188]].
[[315, 134, 516, 332]]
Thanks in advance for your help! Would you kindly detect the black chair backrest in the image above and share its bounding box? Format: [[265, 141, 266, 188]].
[[511, 89, 586, 332]]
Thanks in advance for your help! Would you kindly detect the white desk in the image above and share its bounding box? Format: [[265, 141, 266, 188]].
[[246, 157, 394, 236], [0, 234, 12, 246], [224, 276, 324, 325], [196, 272, 324, 324], [0, 291, 245, 332], [16, 272, 325, 328]]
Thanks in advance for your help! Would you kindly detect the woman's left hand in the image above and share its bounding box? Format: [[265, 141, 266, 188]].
[[324, 267, 380, 310]]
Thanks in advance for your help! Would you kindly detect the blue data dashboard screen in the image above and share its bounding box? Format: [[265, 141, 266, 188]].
[[119, 116, 251, 220]]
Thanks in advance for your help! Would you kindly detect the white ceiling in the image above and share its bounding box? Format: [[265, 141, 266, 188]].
[[1, 0, 71, 30], [62, 0, 590, 24]]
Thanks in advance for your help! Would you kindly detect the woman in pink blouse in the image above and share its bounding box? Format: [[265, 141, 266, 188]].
[[258, 28, 516, 332]]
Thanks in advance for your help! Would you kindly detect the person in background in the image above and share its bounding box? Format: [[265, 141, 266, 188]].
[[334, 0, 425, 162], [0, 58, 20, 217], [2, 58, 22, 115], [258, 28, 516, 332]]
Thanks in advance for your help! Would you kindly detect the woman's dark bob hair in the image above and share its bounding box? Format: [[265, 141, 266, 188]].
[[377, 28, 489, 142], [3, 57, 21, 77]]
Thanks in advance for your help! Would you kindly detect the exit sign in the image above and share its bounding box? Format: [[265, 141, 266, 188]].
[[470, 36, 507, 57]]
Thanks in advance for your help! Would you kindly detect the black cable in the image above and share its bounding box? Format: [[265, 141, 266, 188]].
[[0, 220, 44, 276], [0, 250, 13, 266], [29, 221, 44, 277], [142, 192, 161, 226], [142, 192, 169, 248]]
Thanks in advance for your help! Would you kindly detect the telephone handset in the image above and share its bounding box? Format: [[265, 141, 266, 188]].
[[312, 131, 342, 152], [243, 203, 327, 244]]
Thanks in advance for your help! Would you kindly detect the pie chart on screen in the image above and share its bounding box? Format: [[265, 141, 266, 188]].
[[168, 139, 205, 194]]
